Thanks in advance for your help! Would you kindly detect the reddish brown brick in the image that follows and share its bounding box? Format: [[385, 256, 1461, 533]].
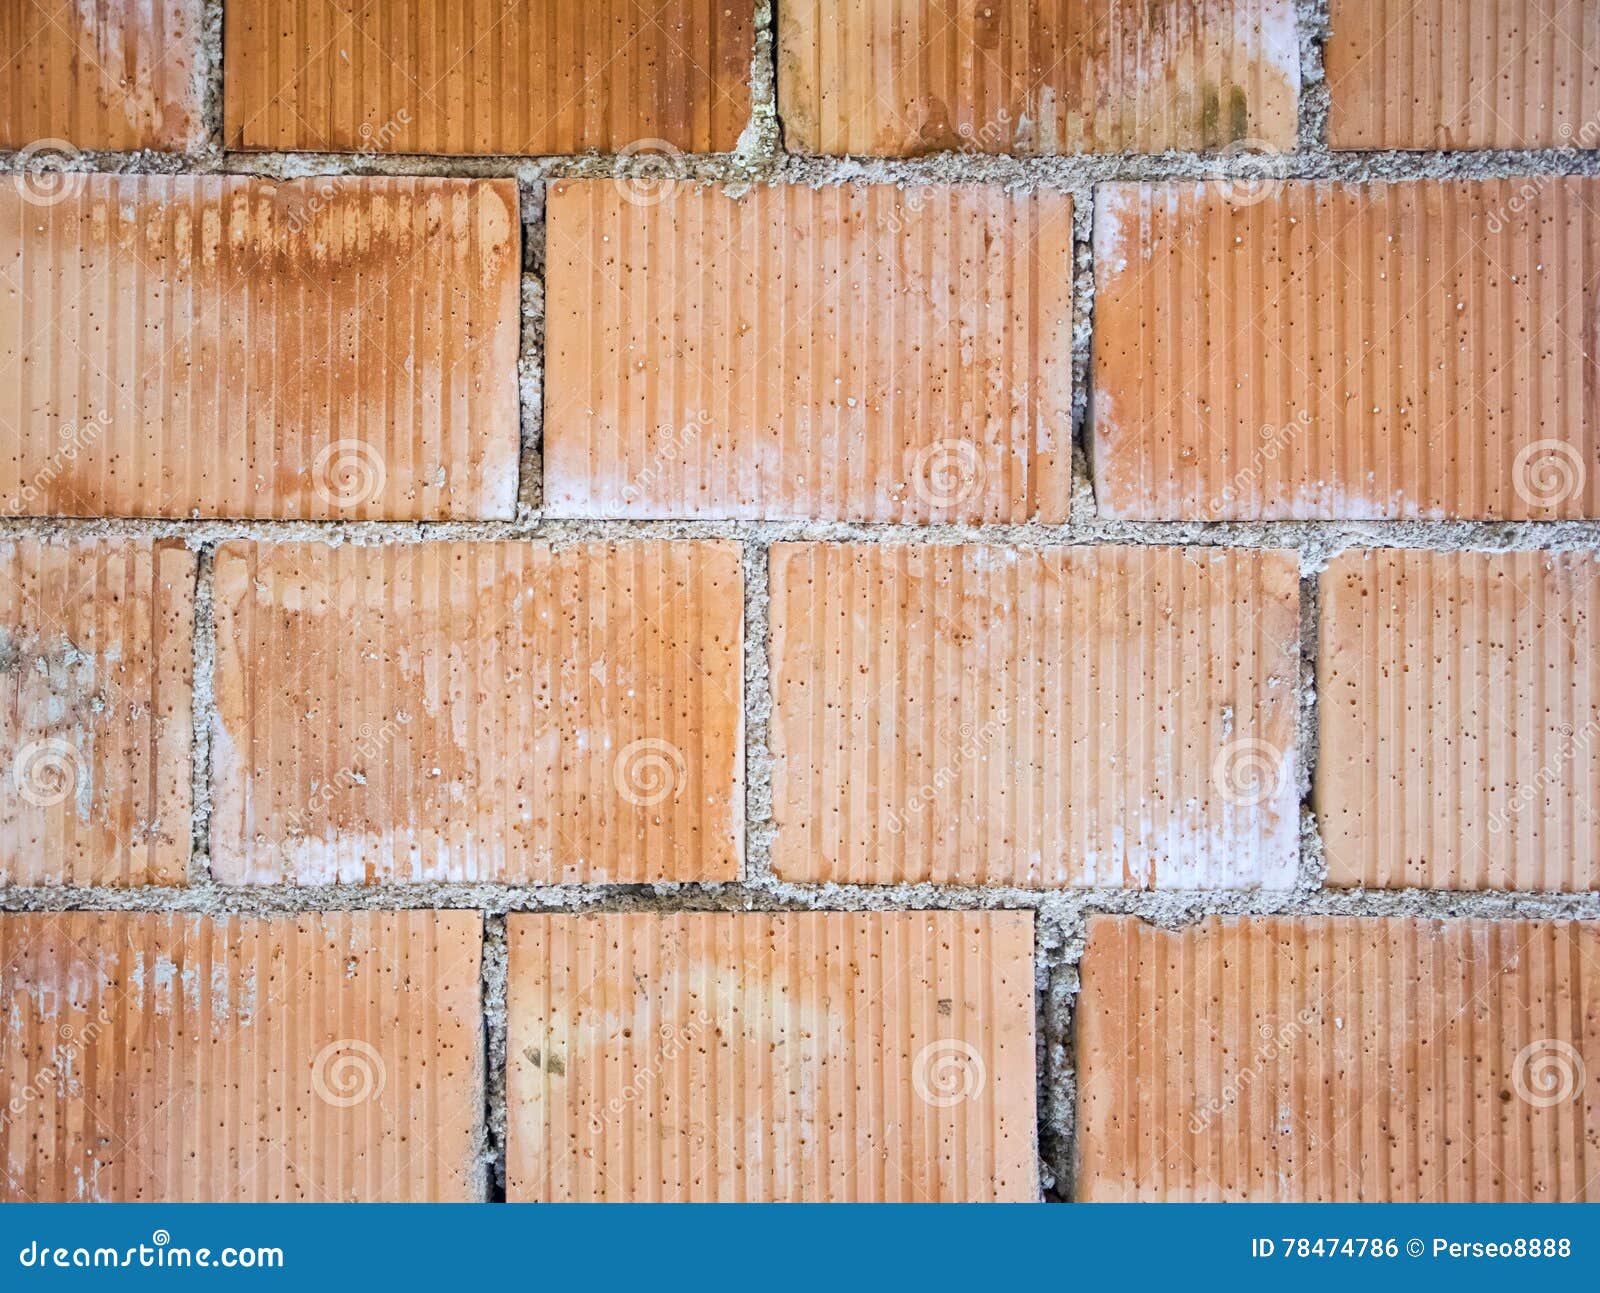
[[778, 0, 1300, 156], [1092, 179, 1600, 520], [0, 175, 519, 520], [769, 543, 1300, 887], [1327, 0, 1600, 149], [0, 911, 483, 1201], [544, 180, 1074, 522], [0, 538, 194, 886], [209, 541, 743, 884], [507, 911, 1037, 1201], [225, 0, 755, 155], [1318, 548, 1600, 892], [1077, 915, 1600, 1201], [0, 0, 203, 151]]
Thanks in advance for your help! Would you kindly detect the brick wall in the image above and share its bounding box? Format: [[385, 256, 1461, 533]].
[[0, 0, 1598, 1203]]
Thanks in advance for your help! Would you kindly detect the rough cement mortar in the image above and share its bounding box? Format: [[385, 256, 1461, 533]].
[[2, 0, 1599, 1202]]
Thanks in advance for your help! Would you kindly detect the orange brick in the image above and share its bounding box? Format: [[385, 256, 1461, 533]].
[[0, 910, 482, 1201], [1077, 915, 1600, 1201], [1317, 548, 1600, 892], [769, 544, 1300, 887], [507, 911, 1037, 1201], [778, 0, 1300, 156], [0, 175, 519, 520], [1327, 0, 1600, 149], [544, 180, 1073, 522], [0, 538, 193, 886], [210, 541, 742, 884], [0, 1, 203, 151], [225, 0, 754, 155], [1092, 179, 1600, 520]]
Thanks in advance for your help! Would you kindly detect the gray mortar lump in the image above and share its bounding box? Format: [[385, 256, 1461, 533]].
[[3, 0, 1600, 1202]]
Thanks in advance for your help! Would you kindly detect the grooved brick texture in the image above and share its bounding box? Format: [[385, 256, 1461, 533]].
[[0, 538, 194, 886], [209, 540, 743, 885], [1076, 915, 1600, 1201], [507, 911, 1037, 1202], [544, 180, 1074, 522], [1092, 179, 1600, 520], [1317, 548, 1600, 892], [0, 175, 519, 520], [224, 0, 755, 155], [1327, 0, 1600, 149], [0, 910, 483, 1202], [0, 0, 203, 151], [777, 0, 1300, 156], [769, 543, 1300, 887]]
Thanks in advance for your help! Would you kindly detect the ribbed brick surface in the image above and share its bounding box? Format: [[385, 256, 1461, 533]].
[[0, 538, 194, 886], [769, 544, 1301, 887], [778, 0, 1300, 156], [209, 541, 743, 884], [1318, 548, 1600, 892], [0, 0, 202, 151], [1327, 0, 1600, 149], [0, 175, 520, 520], [507, 911, 1037, 1201], [0, 911, 482, 1202], [1092, 179, 1600, 520], [1077, 915, 1600, 1201], [544, 180, 1074, 522], [225, 0, 755, 155]]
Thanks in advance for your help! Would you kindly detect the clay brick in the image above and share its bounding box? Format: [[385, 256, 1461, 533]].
[[0, 175, 519, 520], [1077, 915, 1600, 1201], [1327, 0, 1600, 149], [209, 541, 742, 884], [544, 180, 1073, 522], [1317, 548, 1600, 892], [0, 538, 193, 886], [778, 0, 1300, 156], [0, 910, 482, 1201], [225, 0, 754, 155], [769, 544, 1300, 887], [0, 1, 202, 151], [1092, 179, 1600, 520], [507, 911, 1036, 1201]]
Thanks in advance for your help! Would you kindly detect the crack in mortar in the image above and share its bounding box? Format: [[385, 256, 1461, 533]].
[[5, 0, 1600, 1202]]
